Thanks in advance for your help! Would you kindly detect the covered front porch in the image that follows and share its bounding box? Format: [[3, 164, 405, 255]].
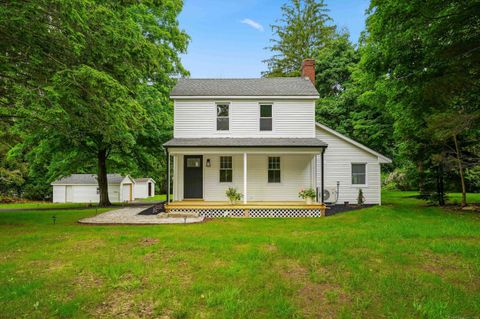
[[165, 200, 326, 218], [163, 138, 327, 217]]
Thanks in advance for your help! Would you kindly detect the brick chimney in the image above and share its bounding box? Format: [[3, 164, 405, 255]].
[[301, 59, 315, 86]]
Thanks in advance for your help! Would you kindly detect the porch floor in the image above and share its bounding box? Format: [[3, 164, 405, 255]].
[[165, 200, 325, 211]]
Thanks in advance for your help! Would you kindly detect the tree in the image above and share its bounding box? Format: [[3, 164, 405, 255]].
[[361, 0, 480, 201], [428, 112, 480, 206], [1, 1, 189, 206], [263, 0, 335, 77], [315, 33, 395, 157]]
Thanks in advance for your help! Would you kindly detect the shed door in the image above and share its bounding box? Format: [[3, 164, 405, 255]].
[[122, 184, 132, 202], [65, 186, 74, 202], [184, 155, 203, 199], [148, 182, 152, 197]]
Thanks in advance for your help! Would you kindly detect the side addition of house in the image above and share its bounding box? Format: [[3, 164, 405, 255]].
[[163, 59, 391, 216]]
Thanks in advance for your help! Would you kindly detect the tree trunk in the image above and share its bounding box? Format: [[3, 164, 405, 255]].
[[97, 149, 111, 207], [437, 163, 445, 206], [453, 135, 467, 207], [417, 161, 426, 195]]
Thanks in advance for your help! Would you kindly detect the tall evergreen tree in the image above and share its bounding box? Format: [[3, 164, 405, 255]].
[[263, 0, 335, 77]]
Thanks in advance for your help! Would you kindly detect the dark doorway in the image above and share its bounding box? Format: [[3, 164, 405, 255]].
[[184, 155, 203, 199], [148, 182, 152, 197]]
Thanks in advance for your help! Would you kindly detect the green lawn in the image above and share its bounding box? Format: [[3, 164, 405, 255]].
[[135, 194, 167, 202], [0, 192, 479, 318], [0, 201, 100, 210]]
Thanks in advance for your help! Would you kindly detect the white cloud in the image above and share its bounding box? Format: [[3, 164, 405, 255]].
[[241, 18, 264, 32]]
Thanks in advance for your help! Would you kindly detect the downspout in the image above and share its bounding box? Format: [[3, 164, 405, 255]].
[[164, 147, 170, 203], [321, 147, 325, 204]]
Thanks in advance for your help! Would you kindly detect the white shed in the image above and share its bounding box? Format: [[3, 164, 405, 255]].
[[51, 174, 135, 203], [134, 178, 155, 199]]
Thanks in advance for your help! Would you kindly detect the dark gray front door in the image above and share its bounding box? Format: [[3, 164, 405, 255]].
[[184, 155, 203, 199]]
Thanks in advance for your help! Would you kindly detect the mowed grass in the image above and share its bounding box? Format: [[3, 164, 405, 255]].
[[0, 192, 479, 318], [0, 201, 100, 210]]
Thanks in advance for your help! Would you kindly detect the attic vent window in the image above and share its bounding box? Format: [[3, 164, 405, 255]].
[[260, 104, 272, 131]]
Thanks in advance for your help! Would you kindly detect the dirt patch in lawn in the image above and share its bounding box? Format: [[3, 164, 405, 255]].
[[420, 252, 479, 288], [139, 238, 159, 246], [93, 291, 157, 318], [275, 259, 349, 318], [261, 243, 278, 253]]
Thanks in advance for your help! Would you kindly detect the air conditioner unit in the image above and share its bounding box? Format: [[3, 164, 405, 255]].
[[323, 187, 338, 204]]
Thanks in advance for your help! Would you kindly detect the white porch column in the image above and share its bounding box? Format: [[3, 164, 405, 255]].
[[313, 155, 318, 202], [243, 152, 247, 204], [172, 155, 176, 201]]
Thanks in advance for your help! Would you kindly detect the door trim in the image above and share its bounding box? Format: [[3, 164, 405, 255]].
[[183, 155, 204, 199]]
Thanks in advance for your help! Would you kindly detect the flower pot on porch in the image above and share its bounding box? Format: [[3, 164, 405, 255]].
[[229, 199, 237, 205], [305, 197, 313, 205]]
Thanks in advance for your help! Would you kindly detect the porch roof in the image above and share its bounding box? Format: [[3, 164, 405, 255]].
[[163, 138, 327, 148]]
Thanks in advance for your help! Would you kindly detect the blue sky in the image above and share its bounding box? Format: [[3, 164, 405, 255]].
[[178, 0, 370, 78]]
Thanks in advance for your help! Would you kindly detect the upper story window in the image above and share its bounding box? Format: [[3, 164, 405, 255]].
[[219, 156, 233, 183], [216, 103, 229, 131], [268, 157, 281, 183], [351, 163, 366, 185], [260, 104, 272, 131]]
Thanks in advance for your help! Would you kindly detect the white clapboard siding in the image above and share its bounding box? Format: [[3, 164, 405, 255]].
[[316, 126, 382, 204], [174, 154, 314, 201], [52, 184, 122, 203], [174, 99, 316, 138], [52, 185, 66, 203]]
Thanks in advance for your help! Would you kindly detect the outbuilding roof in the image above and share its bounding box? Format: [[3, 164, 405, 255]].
[[170, 77, 319, 97], [134, 178, 156, 183], [163, 138, 327, 148], [51, 174, 130, 185]]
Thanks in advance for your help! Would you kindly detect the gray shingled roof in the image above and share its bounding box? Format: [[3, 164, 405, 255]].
[[170, 77, 319, 97], [134, 178, 155, 183], [163, 138, 327, 148], [51, 174, 128, 185]]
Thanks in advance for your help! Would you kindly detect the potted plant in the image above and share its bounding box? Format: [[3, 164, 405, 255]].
[[225, 187, 242, 205], [298, 188, 316, 204]]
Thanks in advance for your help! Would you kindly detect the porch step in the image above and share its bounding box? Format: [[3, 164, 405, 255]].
[[158, 211, 199, 218]]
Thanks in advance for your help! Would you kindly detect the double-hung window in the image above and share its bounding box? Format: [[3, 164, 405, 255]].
[[220, 156, 233, 183], [216, 103, 229, 131], [351, 163, 366, 185], [260, 104, 272, 131], [268, 157, 281, 183]]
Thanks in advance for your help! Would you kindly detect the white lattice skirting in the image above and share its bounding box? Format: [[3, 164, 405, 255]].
[[168, 208, 323, 218]]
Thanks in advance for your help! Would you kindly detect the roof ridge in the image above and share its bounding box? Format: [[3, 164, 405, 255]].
[[177, 77, 305, 80]]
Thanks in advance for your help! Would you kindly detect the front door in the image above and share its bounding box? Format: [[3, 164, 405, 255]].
[[184, 155, 203, 199]]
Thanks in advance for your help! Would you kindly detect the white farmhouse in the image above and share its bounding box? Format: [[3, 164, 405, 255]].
[[51, 174, 135, 203], [134, 178, 156, 199], [163, 59, 391, 217]]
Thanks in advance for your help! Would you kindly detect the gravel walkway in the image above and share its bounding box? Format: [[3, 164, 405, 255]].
[[78, 206, 204, 225]]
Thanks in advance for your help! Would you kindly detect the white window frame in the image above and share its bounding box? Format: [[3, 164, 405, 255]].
[[351, 163, 368, 187], [259, 103, 273, 132], [219, 156, 233, 183], [216, 102, 230, 132], [267, 156, 281, 183]]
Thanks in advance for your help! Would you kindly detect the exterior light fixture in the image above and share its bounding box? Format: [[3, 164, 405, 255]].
[[206, 159, 211, 167]]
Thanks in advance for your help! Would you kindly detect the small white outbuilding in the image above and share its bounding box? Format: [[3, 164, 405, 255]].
[[51, 174, 135, 203], [134, 178, 156, 199]]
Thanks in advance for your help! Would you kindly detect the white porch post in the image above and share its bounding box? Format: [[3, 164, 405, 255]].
[[313, 155, 318, 202], [172, 155, 176, 201], [243, 152, 247, 204]]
